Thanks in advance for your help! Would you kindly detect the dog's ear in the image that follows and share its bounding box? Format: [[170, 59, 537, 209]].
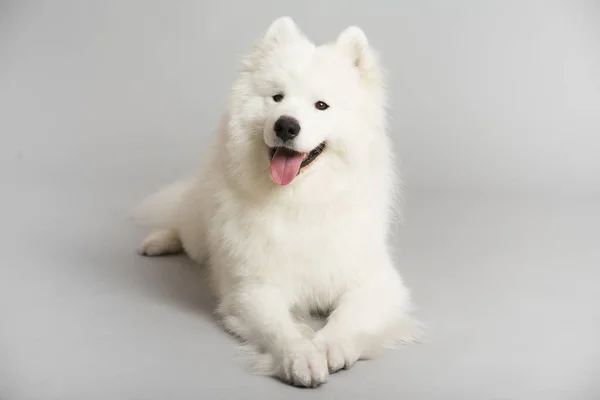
[[336, 26, 380, 81], [243, 17, 302, 70], [262, 16, 301, 46]]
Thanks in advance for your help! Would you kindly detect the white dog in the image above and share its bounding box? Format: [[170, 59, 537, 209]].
[[134, 17, 418, 387]]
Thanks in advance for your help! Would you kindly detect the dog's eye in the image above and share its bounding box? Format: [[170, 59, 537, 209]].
[[315, 101, 329, 111], [272, 93, 284, 102]]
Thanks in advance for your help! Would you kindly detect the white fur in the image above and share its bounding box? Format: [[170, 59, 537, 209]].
[[134, 17, 420, 387]]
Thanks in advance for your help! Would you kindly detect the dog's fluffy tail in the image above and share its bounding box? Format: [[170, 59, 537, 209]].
[[132, 178, 195, 228]]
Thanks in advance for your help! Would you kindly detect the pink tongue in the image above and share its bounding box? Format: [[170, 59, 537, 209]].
[[270, 148, 305, 186]]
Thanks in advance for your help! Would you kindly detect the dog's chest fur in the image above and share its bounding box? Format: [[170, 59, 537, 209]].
[[206, 185, 380, 310]]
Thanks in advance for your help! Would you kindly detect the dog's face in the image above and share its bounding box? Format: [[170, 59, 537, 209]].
[[228, 17, 386, 190]]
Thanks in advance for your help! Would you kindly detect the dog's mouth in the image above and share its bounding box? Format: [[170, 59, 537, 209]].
[[268, 142, 326, 186]]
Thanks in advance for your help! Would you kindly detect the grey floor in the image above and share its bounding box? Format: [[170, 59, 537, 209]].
[[2, 165, 599, 399], [1, 1, 600, 399]]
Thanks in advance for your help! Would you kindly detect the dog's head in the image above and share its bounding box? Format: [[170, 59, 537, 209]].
[[226, 17, 387, 193]]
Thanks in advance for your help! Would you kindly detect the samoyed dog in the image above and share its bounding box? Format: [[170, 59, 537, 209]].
[[134, 17, 418, 387]]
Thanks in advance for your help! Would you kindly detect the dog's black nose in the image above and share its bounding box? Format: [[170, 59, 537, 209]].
[[274, 116, 301, 142]]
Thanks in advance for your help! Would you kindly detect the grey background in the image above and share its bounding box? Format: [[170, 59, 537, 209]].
[[1, 1, 599, 399]]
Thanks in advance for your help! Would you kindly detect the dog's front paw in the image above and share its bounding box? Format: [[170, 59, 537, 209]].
[[314, 332, 361, 373], [278, 339, 328, 387]]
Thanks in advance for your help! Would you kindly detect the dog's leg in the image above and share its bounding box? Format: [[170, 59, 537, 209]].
[[314, 269, 413, 373], [220, 283, 328, 387], [138, 229, 183, 256]]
